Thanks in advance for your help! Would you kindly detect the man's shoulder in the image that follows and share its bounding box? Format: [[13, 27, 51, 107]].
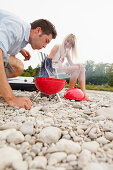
[[0, 9, 19, 21], [0, 9, 28, 27]]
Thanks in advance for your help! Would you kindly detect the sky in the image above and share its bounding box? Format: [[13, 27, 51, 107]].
[[1, 0, 113, 69]]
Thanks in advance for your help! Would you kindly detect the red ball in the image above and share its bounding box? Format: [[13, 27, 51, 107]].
[[64, 88, 85, 101]]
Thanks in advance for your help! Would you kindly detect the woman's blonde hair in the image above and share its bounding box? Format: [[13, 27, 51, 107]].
[[60, 33, 78, 61]]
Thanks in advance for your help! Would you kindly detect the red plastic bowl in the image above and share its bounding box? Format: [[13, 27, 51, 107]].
[[34, 77, 66, 95], [64, 88, 85, 101]]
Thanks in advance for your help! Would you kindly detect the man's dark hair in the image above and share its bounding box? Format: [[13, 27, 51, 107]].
[[31, 19, 57, 39]]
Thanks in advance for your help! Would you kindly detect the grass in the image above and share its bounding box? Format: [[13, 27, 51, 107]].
[[65, 83, 113, 92]]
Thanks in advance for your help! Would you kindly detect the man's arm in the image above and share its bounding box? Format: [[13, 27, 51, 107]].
[[20, 48, 31, 61], [0, 49, 15, 102], [0, 49, 32, 110]]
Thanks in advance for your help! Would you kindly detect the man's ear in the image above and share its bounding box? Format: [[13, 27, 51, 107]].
[[35, 27, 42, 34]]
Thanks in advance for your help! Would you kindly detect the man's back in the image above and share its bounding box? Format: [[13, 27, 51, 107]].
[[0, 9, 30, 60]]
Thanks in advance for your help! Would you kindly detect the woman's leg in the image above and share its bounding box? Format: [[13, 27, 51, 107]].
[[75, 64, 91, 101], [69, 71, 80, 88], [7, 56, 24, 78], [63, 64, 80, 88], [77, 65, 88, 100], [66, 64, 91, 101]]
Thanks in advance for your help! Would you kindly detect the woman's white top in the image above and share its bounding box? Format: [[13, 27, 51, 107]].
[[52, 45, 71, 78], [52, 45, 69, 66]]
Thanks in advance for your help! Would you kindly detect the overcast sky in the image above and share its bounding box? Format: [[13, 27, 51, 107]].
[[1, 0, 113, 68]]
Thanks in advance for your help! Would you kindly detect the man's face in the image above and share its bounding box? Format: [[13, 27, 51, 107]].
[[30, 28, 52, 50]]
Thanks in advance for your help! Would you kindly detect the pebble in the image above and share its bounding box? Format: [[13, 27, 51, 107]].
[[82, 141, 99, 152], [6, 130, 25, 144], [38, 126, 62, 144], [29, 156, 47, 169], [20, 122, 34, 135], [105, 132, 113, 141], [0, 146, 22, 169], [0, 89, 113, 169], [48, 152, 67, 165], [47, 139, 81, 154]]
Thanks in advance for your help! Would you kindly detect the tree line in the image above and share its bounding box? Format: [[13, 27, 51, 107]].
[[21, 60, 113, 86], [85, 60, 113, 86]]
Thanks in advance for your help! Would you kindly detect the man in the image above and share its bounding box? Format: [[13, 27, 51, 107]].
[[0, 9, 57, 110]]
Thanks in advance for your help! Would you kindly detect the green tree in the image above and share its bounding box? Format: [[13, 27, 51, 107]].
[[93, 63, 108, 85], [85, 60, 109, 85], [107, 64, 113, 86], [26, 66, 33, 75], [21, 65, 40, 77], [85, 60, 95, 84]]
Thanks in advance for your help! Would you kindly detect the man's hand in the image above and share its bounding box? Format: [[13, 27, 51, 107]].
[[0, 49, 32, 110], [7, 96, 32, 110], [20, 49, 31, 61]]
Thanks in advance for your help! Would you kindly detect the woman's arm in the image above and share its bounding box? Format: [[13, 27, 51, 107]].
[[66, 52, 74, 66], [48, 45, 63, 68], [48, 45, 59, 59]]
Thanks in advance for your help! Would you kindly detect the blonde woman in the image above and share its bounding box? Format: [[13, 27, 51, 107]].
[[40, 34, 90, 101]]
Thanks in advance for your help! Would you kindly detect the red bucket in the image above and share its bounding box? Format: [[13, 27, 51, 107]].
[[64, 88, 85, 101], [34, 77, 66, 95]]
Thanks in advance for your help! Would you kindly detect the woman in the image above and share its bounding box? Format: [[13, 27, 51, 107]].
[[47, 34, 91, 101], [39, 34, 91, 101]]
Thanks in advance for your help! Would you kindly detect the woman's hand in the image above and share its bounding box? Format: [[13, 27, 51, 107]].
[[20, 49, 31, 61], [53, 60, 62, 68], [52, 60, 59, 63]]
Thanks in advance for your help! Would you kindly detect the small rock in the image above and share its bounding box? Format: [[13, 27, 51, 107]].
[[30, 156, 47, 169], [20, 122, 34, 135], [12, 161, 28, 170], [105, 132, 113, 141], [82, 141, 99, 153], [48, 139, 81, 154], [7, 130, 24, 144], [78, 149, 91, 167], [96, 137, 109, 144], [38, 126, 61, 144], [48, 152, 67, 165], [0, 146, 22, 169], [67, 154, 76, 162]]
